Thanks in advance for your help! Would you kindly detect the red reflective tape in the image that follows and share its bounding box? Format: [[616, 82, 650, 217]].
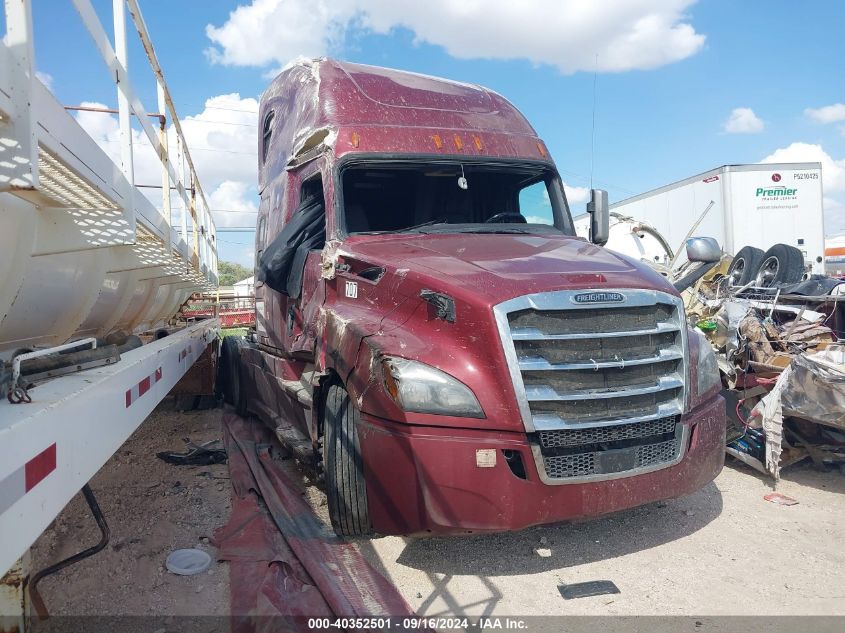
[[125, 368, 162, 408], [25, 444, 56, 492]]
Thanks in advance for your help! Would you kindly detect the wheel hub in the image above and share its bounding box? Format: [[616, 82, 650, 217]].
[[728, 257, 746, 286], [756, 256, 779, 287]]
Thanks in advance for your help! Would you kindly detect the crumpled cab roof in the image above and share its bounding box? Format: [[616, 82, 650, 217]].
[[258, 58, 546, 190]]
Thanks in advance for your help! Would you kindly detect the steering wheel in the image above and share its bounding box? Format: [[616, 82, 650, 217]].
[[485, 212, 527, 224]]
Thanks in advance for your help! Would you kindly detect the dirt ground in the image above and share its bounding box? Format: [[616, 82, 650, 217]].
[[30, 402, 231, 617], [30, 403, 845, 618]]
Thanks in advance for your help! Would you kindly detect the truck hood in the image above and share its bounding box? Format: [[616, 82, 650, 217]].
[[340, 232, 677, 304]]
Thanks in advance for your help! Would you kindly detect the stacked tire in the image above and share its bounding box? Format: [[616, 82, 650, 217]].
[[726, 243, 805, 288]]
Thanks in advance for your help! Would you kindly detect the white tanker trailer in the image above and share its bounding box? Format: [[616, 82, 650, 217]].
[[0, 0, 220, 608]]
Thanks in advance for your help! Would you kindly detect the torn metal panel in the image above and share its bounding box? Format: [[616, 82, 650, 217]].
[[320, 240, 342, 280], [286, 127, 338, 169], [782, 346, 845, 432]]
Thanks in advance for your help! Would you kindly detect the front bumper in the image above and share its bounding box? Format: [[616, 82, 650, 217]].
[[358, 395, 725, 535]]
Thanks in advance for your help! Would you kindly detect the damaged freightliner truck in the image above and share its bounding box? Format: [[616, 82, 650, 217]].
[[220, 59, 726, 536]]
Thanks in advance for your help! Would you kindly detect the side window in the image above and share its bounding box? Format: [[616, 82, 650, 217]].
[[518, 180, 554, 225], [261, 111, 275, 163]]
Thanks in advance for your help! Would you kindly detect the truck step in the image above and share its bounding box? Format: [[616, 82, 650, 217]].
[[274, 424, 318, 466], [277, 368, 317, 407]]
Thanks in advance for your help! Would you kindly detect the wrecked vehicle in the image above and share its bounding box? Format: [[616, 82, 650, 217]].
[[220, 59, 726, 536], [685, 267, 845, 478]]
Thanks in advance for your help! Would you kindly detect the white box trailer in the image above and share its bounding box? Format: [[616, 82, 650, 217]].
[[576, 163, 825, 275]]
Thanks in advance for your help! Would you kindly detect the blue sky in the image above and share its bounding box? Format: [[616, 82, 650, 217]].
[[26, 0, 845, 268]]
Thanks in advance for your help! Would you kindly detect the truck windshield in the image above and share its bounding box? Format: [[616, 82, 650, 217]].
[[340, 161, 574, 235]]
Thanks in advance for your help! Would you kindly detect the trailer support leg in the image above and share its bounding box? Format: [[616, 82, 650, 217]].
[[28, 485, 110, 620], [0, 552, 29, 633]]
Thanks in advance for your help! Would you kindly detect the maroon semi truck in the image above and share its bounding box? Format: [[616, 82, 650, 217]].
[[221, 59, 725, 537]]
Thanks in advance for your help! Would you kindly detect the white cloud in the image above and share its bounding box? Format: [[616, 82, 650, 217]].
[[804, 103, 845, 124], [723, 107, 764, 134], [73, 94, 259, 230], [206, 0, 705, 74], [761, 143, 845, 238], [179, 94, 259, 200], [564, 182, 590, 205], [35, 71, 53, 90], [761, 142, 845, 192], [208, 180, 259, 229]]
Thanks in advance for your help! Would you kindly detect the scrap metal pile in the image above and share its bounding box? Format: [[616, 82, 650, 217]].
[[682, 251, 845, 478]]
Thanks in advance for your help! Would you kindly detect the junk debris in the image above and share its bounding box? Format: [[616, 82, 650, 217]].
[[763, 492, 799, 506], [678, 243, 845, 480], [558, 580, 621, 600], [596, 206, 845, 482], [157, 439, 228, 466]]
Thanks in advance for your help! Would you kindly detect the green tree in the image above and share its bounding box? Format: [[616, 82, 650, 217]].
[[218, 260, 252, 286]]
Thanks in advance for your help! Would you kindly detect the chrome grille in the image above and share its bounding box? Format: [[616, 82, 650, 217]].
[[494, 289, 688, 484]]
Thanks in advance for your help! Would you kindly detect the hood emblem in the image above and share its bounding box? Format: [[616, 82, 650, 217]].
[[572, 291, 625, 304]]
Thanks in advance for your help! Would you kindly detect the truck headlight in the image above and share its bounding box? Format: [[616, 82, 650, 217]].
[[382, 357, 484, 418], [694, 330, 721, 398]]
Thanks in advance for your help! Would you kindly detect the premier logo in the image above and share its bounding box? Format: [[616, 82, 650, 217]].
[[572, 292, 625, 304], [756, 186, 797, 197]]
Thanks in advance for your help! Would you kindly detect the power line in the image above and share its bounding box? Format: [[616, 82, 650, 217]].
[[217, 238, 254, 246], [69, 103, 258, 127], [96, 138, 255, 155], [183, 104, 259, 114], [183, 119, 257, 128]]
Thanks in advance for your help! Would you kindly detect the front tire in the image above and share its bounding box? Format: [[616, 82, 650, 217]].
[[322, 383, 372, 537]]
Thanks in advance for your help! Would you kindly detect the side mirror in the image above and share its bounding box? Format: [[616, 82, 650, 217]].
[[685, 237, 721, 263], [587, 189, 609, 246]]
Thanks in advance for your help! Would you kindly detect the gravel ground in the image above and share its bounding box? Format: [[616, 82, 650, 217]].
[[30, 401, 231, 617], [29, 403, 845, 618]]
